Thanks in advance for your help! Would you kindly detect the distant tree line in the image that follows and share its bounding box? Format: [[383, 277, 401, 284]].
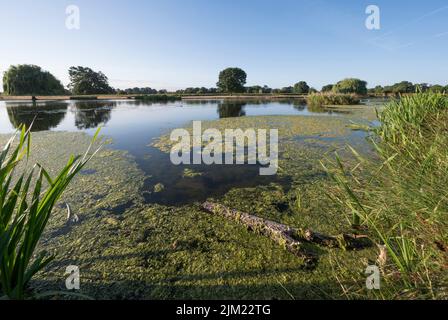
[[1, 64, 447, 96], [116, 87, 164, 95], [175, 87, 218, 94], [368, 81, 448, 95]]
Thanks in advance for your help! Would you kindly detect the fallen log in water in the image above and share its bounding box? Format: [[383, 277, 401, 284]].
[[201, 202, 371, 265]]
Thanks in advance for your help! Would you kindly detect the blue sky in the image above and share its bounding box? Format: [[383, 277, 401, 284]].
[[0, 0, 447, 90]]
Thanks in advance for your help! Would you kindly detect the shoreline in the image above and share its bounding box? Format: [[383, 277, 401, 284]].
[[0, 93, 409, 103], [0, 94, 310, 102]]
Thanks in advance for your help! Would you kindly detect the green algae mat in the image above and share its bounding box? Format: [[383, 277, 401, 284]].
[[0, 109, 381, 300]]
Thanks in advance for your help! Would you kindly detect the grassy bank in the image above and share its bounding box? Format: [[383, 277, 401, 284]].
[[0, 94, 307, 102], [324, 92, 448, 299]]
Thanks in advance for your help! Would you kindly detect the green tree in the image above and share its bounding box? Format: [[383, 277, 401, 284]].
[[373, 85, 384, 94], [2, 64, 66, 95], [429, 85, 444, 93], [293, 81, 310, 94], [217, 68, 247, 93], [333, 78, 368, 95], [321, 84, 334, 92], [280, 86, 293, 94], [246, 85, 263, 94], [262, 85, 272, 94], [415, 83, 430, 92], [383, 86, 393, 94], [68, 66, 115, 95], [390, 81, 415, 94]]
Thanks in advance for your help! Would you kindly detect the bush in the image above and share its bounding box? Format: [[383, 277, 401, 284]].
[[306, 93, 360, 107]]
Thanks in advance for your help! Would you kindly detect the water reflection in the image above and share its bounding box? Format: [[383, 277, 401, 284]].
[[307, 104, 352, 115], [73, 101, 116, 129], [0, 98, 379, 206], [292, 100, 307, 111], [6, 102, 68, 132], [140, 148, 292, 205], [217, 101, 246, 118]]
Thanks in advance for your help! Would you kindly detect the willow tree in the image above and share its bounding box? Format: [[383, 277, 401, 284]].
[[2, 64, 66, 95], [333, 78, 368, 95]]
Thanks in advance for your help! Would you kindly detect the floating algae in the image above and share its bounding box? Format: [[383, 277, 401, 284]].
[[182, 168, 204, 178], [0, 109, 380, 300], [152, 115, 353, 153], [154, 183, 165, 193]]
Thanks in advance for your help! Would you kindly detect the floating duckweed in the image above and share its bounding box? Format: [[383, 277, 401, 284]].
[[0, 108, 381, 300], [153, 183, 165, 193], [182, 168, 203, 178]]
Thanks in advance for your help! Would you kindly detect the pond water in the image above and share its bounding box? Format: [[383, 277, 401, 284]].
[[0, 99, 373, 205]]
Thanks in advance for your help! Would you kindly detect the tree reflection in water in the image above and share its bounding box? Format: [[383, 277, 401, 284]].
[[73, 101, 117, 129], [6, 102, 69, 131], [217, 101, 247, 118]]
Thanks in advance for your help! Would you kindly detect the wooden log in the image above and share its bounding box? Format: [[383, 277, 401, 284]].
[[201, 202, 371, 264], [202, 202, 318, 266]]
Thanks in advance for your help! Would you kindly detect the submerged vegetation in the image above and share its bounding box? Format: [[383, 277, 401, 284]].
[[324, 92, 448, 298]]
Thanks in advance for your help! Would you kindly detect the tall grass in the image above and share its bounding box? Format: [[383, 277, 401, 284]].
[[0, 126, 101, 299], [307, 93, 360, 108], [323, 92, 448, 298]]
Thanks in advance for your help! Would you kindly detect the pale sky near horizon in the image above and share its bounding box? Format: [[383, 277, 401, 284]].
[[0, 0, 447, 90]]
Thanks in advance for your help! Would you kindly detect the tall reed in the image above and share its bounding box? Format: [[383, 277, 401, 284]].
[[0, 126, 101, 299], [323, 92, 448, 298], [307, 93, 360, 108]]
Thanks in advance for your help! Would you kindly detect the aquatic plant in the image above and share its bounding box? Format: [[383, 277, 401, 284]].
[[0, 126, 101, 299], [324, 92, 448, 298], [307, 93, 360, 108], [1, 108, 376, 300]]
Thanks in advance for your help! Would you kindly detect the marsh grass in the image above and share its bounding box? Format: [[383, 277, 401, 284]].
[[323, 92, 448, 298], [0, 126, 100, 299], [307, 93, 360, 108]]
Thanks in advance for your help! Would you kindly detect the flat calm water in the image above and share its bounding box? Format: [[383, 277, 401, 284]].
[[0, 99, 370, 205]]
